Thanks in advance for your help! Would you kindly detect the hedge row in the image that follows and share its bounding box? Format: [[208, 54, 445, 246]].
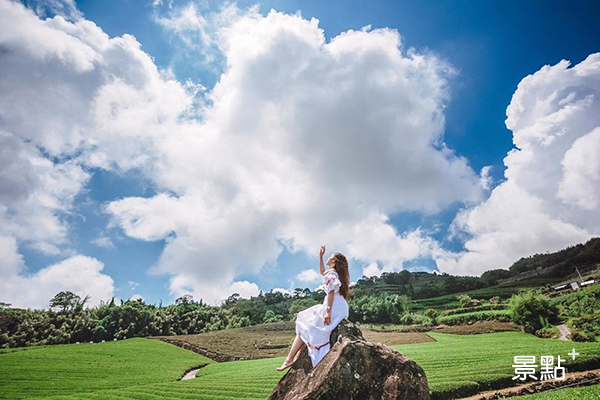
[[440, 304, 508, 317], [437, 310, 512, 326]]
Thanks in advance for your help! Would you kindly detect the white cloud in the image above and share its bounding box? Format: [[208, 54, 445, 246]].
[[296, 269, 321, 283], [272, 287, 292, 296], [0, 130, 90, 254], [436, 54, 600, 276], [1, 1, 486, 306], [0, 236, 114, 309], [130, 293, 144, 301], [0, 0, 193, 167], [362, 262, 382, 278], [558, 127, 600, 210], [479, 165, 493, 191], [128, 280, 140, 291], [168, 274, 261, 305], [92, 236, 115, 249], [0, 236, 25, 278]]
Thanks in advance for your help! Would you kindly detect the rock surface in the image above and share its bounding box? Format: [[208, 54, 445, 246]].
[[269, 319, 430, 400]]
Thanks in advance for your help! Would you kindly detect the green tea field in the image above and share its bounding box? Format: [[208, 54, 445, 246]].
[[395, 332, 600, 399], [0, 338, 212, 399]]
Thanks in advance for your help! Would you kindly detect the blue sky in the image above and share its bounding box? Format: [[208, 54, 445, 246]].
[[3, 0, 600, 308]]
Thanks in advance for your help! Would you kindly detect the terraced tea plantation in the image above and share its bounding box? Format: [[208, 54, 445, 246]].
[[0, 338, 212, 399], [1, 332, 599, 399], [412, 285, 537, 310]]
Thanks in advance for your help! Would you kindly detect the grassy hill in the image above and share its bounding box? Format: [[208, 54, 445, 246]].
[[0, 337, 212, 399]]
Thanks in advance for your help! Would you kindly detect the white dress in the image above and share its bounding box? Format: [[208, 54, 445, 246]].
[[295, 269, 349, 368]]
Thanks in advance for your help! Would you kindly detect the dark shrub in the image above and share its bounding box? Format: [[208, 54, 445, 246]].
[[424, 308, 438, 320]]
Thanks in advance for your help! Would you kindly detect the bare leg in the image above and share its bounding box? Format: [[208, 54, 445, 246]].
[[289, 333, 305, 360], [277, 334, 305, 370]]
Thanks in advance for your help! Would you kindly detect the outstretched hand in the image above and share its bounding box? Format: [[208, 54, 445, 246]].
[[320, 245, 326, 258]]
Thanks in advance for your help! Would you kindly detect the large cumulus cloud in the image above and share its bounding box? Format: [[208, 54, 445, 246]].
[[1, 0, 486, 306], [436, 54, 600, 276], [105, 6, 488, 303]]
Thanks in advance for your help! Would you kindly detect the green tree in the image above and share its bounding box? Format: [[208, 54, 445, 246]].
[[262, 309, 284, 323], [508, 291, 558, 334], [49, 291, 82, 313], [399, 270, 411, 284], [424, 308, 438, 321], [398, 295, 411, 314]]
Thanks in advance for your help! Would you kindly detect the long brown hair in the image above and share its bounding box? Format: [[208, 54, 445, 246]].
[[332, 252, 351, 301]]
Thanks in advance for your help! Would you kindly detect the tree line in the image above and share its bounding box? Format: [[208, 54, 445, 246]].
[[1, 287, 430, 348]]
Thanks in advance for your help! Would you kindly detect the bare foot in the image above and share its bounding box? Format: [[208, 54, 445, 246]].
[[276, 357, 294, 371]]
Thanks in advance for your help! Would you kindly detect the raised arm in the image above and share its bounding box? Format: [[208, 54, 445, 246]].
[[319, 245, 326, 275]]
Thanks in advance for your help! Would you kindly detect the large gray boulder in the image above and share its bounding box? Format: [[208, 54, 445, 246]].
[[269, 319, 430, 400]]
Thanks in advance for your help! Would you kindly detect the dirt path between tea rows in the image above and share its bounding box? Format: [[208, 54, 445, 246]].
[[181, 368, 200, 380], [555, 324, 570, 341]]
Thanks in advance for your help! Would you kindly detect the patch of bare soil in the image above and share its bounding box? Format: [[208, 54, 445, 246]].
[[149, 320, 434, 361], [360, 329, 436, 345], [458, 368, 600, 399], [363, 324, 433, 333], [434, 321, 521, 335]]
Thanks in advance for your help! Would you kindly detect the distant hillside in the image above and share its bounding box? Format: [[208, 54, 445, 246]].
[[498, 237, 600, 286], [352, 237, 600, 300], [353, 269, 485, 300]]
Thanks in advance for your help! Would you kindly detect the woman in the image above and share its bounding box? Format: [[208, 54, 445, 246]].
[[277, 245, 350, 371]]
